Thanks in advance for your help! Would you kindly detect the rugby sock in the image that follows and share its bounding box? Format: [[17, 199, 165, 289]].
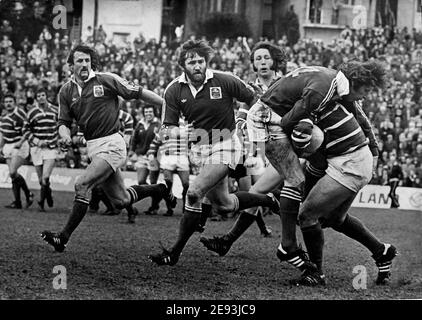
[[127, 184, 166, 205], [89, 187, 101, 210], [224, 211, 256, 244], [39, 185, 48, 206], [199, 202, 212, 229], [15, 174, 30, 199], [279, 186, 301, 252], [61, 195, 90, 241], [303, 164, 325, 201], [11, 177, 22, 205], [332, 214, 384, 256], [171, 208, 202, 256], [45, 179, 53, 207], [182, 185, 189, 213], [234, 191, 278, 210], [301, 223, 324, 272], [255, 210, 269, 234]]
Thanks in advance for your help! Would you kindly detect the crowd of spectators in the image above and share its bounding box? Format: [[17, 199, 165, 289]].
[[1, 21, 422, 188]]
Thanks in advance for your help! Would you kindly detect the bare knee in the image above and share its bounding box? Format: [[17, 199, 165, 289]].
[[74, 181, 89, 198], [186, 187, 203, 206], [298, 209, 318, 229]]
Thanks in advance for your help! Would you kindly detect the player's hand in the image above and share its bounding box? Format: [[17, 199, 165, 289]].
[[235, 118, 247, 135], [37, 140, 48, 148], [248, 82, 264, 97], [372, 156, 378, 177], [244, 155, 257, 168], [148, 154, 155, 162], [129, 152, 138, 162], [58, 135, 72, 152], [14, 141, 23, 149]]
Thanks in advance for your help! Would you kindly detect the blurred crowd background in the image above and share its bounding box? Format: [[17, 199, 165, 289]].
[[1, 18, 422, 188]]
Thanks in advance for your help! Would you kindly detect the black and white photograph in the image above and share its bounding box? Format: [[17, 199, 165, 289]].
[[0, 0, 421, 308]]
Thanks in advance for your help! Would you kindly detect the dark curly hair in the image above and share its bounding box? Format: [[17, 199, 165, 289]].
[[66, 44, 101, 71], [178, 40, 214, 68], [339, 60, 387, 90], [250, 41, 287, 74]]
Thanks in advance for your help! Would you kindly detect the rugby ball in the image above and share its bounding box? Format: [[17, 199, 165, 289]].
[[302, 125, 324, 157]]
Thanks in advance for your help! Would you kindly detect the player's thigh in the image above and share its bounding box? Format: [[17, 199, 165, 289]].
[[238, 175, 251, 191], [300, 174, 355, 222], [8, 155, 26, 174], [137, 167, 149, 184], [176, 170, 190, 187], [77, 156, 114, 190], [190, 163, 228, 198], [265, 137, 304, 187], [163, 169, 174, 183], [322, 193, 356, 227], [34, 165, 43, 181], [249, 163, 283, 194], [42, 158, 56, 179], [101, 169, 128, 203], [206, 175, 233, 208]]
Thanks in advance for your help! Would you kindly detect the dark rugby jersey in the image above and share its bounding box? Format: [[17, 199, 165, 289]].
[[261, 66, 345, 134], [131, 119, 161, 156], [0, 107, 27, 143], [317, 102, 368, 157], [24, 103, 58, 148], [58, 71, 143, 141], [162, 69, 255, 145], [118, 109, 134, 136]]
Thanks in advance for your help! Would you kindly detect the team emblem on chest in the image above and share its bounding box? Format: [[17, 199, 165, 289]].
[[210, 87, 222, 99], [93, 85, 104, 97]]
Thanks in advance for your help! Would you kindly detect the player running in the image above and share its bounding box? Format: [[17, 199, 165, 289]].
[[40, 44, 175, 252]]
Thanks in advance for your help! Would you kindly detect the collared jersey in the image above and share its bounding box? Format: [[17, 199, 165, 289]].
[[58, 72, 143, 141], [261, 66, 342, 134], [24, 102, 58, 148], [0, 107, 27, 143], [162, 69, 255, 145]]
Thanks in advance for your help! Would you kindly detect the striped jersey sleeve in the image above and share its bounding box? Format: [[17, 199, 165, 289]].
[[118, 109, 134, 136]]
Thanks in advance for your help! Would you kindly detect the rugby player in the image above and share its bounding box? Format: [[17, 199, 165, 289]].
[[0, 93, 33, 209], [41, 45, 175, 252], [148, 40, 280, 266], [24, 87, 58, 212]]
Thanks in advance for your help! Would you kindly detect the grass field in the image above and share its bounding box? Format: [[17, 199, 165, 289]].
[[0, 189, 421, 300]]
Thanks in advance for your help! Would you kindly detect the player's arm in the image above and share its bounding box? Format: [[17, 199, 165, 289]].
[[101, 73, 163, 107], [227, 74, 258, 121], [279, 89, 325, 134], [160, 84, 182, 140], [57, 86, 73, 150], [120, 110, 134, 148], [147, 134, 161, 159]]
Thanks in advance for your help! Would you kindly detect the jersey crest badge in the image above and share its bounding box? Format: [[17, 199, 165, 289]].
[[210, 87, 222, 99], [93, 85, 104, 97]]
